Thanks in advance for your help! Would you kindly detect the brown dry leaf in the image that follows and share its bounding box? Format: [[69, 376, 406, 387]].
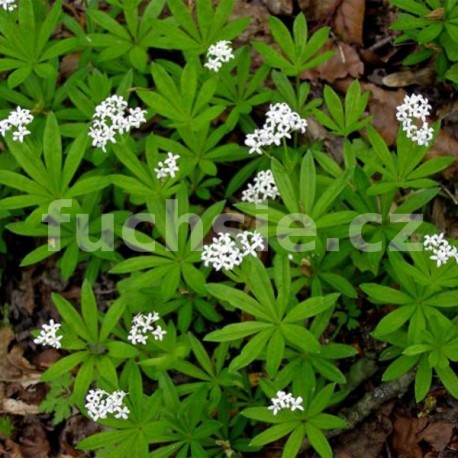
[[1, 399, 39, 416], [10, 270, 35, 316], [0, 436, 23, 458], [59, 416, 101, 457], [263, 0, 293, 15], [0, 328, 41, 385], [382, 68, 435, 88], [33, 348, 61, 370], [298, 0, 336, 21], [301, 40, 363, 82], [391, 416, 427, 458], [334, 0, 365, 45], [418, 422, 454, 452], [362, 83, 406, 146], [428, 130, 458, 180], [19, 418, 50, 458]]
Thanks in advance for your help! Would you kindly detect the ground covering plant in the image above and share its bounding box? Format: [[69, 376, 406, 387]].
[[0, 0, 457, 457]]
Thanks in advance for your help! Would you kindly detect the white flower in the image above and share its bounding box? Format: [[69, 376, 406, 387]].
[[154, 152, 180, 180], [423, 233, 458, 268], [241, 170, 279, 203], [268, 391, 304, 415], [244, 103, 307, 155], [396, 94, 433, 147], [201, 230, 265, 271], [12, 125, 31, 143], [0, 0, 16, 11], [89, 95, 147, 152], [204, 40, 234, 72], [0, 107, 33, 142], [33, 319, 63, 349], [85, 388, 130, 422], [237, 231, 265, 257], [127, 312, 166, 345]]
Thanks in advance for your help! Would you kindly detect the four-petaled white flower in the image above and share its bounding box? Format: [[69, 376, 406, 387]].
[[154, 152, 180, 179], [85, 388, 130, 422], [424, 233, 458, 268], [245, 103, 307, 155], [0, 107, 33, 142], [89, 95, 147, 152], [268, 391, 304, 416], [241, 170, 279, 203], [201, 230, 265, 271], [396, 94, 434, 146], [33, 319, 63, 349], [204, 40, 234, 72], [127, 312, 167, 345], [0, 0, 16, 11]]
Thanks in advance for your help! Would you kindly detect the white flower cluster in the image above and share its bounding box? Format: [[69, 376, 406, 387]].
[[396, 94, 434, 146], [33, 319, 62, 349], [424, 233, 458, 268], [154, 152, 180, 180], [85, 389, 130, 422], [0, 0, 16, 12], [201, 231, 265, 271], [268, 391, 304, 416], [89, 95, 146, 152], [0, 107, 33, 142], [127, 312, 167, 345], [204, 40, 234, 72], [241, 170, 279, 203], [245, 103, 307, 155]]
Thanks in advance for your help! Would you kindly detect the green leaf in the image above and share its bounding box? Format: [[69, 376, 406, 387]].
[[78, 430, 133, 450], [19, 243, 56, 265], [52, 293, 90, 341], [268, 16, 295, 61], [281, 324, 320, 353], [382, 355, 418, 381], [188, 333, 214, 376], [41, 351, 88, 381], [435, 365, 458, 399], [206, 283, 271, 321], [205, 321, 271, 342], [307, 384, 335, 417], [81, 280, 98, 341], [106, 341, 139, 359], [310, 413, 347, 430], [282, 425, 305, 458], [72, 358, 94, 405], [36, 0, 63, 56], [100, 299, 126, 341], [67, 176, 110, 197], [242, 406, 285, 423], [360, 284, 412, 304], [88, 9, 131, 40], [300, 151, 316, 215], [284, 294, 339, 322], [265, 329, 285, 376], [229, 328, 272, 371], [305, 423, 332, 458], [8, 66, 32, 89], [415, 356, 432, 402], [251, 422, 298, 447], [272, 158, 299, 214], [324, 85, 344, 129], [373, 306, 415, 337], [243, 255, 277, 318]]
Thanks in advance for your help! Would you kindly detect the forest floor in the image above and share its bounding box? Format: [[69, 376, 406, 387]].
[[1, 0, 458, 457]]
